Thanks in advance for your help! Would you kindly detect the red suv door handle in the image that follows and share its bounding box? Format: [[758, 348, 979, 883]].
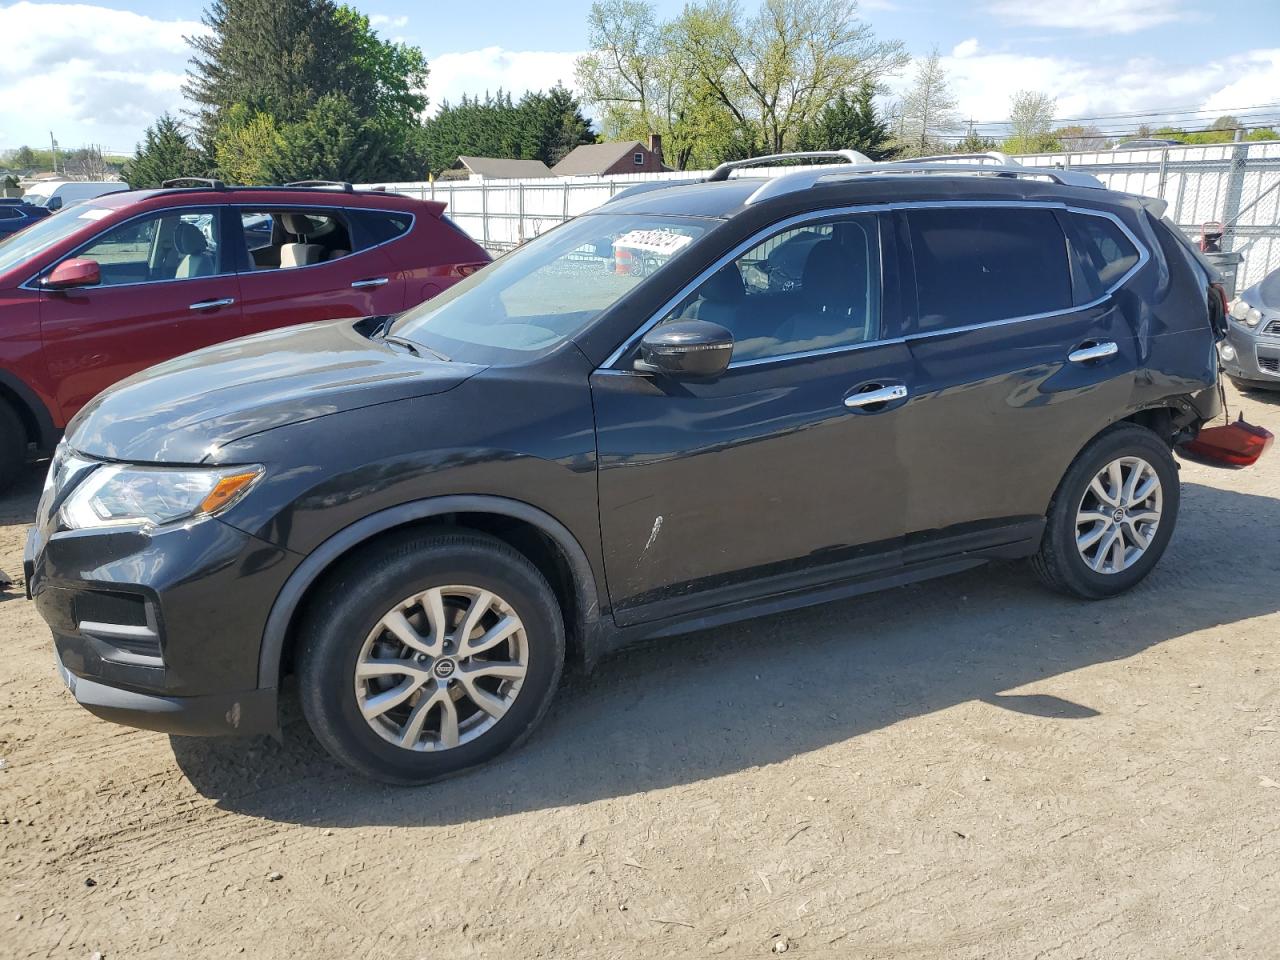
[[188, 298, 235, 311], [351, 278, 390, 289]]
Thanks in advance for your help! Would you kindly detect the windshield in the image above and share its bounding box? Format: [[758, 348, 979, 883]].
[[0, 202, 108, 276], [392, 213, 713, 364]]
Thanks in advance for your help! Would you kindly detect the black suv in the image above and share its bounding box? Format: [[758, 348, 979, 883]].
[[27, 153, 1225, 784]]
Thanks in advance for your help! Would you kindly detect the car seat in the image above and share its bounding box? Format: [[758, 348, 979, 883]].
[[173, 222, 215, 278], [279, 213, 325, 268]]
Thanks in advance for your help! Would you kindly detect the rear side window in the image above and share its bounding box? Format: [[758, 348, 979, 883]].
[[240, 208, 354, 270], [357, 210, 413, 245], [1072, 212, 1141, 290], [906, 207, 1071, 332]]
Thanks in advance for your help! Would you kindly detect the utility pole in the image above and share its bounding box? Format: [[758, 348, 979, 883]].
[[49, 132, 57, 174]]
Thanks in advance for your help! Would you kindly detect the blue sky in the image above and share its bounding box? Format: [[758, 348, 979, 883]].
[[2, 0, 1279, 154]]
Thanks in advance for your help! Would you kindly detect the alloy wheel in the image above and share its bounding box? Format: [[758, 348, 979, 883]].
[[354, 585, 529, 751], [1075, 456, 1163, 575]]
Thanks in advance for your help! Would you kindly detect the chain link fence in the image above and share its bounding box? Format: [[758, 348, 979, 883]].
[[365, 141, 1280, 289]]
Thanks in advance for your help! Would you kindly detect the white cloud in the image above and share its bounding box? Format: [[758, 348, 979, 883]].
[[0, 1, 205, 153], [425, 47, 584, 111], [370, 13, 409, 29], [952, 38, 979, 59], [895, 46, 1280, 137], [986, 0, 1191, 34]]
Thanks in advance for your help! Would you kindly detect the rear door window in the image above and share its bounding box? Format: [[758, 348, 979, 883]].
[[239, 208, 355, 270], [905, 207, 1072, 332]]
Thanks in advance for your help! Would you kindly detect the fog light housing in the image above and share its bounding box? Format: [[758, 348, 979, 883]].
[[1220, 343, 1237, 362]]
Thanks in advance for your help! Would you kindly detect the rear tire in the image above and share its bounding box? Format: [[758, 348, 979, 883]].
[[1032, 424, 1179, 600], [0, 401, 28, 493], [297, 530, 565, 785]]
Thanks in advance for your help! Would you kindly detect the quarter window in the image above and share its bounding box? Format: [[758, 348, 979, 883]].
[[906, 207, 1071, 332], [1072, 212, 1140, 290], [356, 210, 413, 244], [73, 209, 223, 287], [657, 215, 882, 363]]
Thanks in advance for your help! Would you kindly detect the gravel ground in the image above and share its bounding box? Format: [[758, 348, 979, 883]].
[[1, 383, 1278, 960]]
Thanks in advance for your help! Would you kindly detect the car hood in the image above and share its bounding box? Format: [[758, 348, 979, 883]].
[[67, 319, 482, 463], [1242, 270, 1280, 312]]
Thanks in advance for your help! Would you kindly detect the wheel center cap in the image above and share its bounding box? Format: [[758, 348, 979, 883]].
[[1112, 507, 1126, 523], [432, 657, 457, 679]]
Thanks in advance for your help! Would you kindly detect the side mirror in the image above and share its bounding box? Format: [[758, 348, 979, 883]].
[[44, 258, 101, 290], [638, 320, 734, 379]]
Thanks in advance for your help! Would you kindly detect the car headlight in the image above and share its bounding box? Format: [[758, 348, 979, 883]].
[[60, 463, 263, 531], [1229, 299, 1262, 327]]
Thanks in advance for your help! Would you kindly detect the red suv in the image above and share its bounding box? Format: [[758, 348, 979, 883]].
[[0, 180, 489, 488]]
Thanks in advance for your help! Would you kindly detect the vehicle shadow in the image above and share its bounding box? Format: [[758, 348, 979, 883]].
[[169, 477, 1275, 825]]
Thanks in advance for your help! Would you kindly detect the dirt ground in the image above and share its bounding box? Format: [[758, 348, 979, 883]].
[[1, 384, 1278, 960]]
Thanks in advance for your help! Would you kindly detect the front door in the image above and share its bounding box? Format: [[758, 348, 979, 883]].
[[592, 213, 913, 626], [37, 206, 244, 419], [232, 206, 406, 336]]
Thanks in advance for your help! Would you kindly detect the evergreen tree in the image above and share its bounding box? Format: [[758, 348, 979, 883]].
[[516, 85, 595, 165], [262, 94, 393, 183], [797, 82, 898, 160], [123, 115, 205, 188]]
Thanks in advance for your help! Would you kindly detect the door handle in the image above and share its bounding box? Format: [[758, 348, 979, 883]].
[[1068, 340, 1118, 364], [188, 297, 235, 311], [844, 384, 908, 409], [351, 278, 390, 289]]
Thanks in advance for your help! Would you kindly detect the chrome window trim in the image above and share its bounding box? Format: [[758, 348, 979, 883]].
[[18, 204, 416, 292], [232, 205, 416, 278], [600, 199, 1150, 372]]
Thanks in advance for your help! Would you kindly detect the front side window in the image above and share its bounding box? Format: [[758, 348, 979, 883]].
[[74, 208, 223, 286], [655, 215, 882, 363], [907, 207, 1071, 332], [240, 209, 354, 270], [393, 213, 711, 364], [0, 201, 113, 276]]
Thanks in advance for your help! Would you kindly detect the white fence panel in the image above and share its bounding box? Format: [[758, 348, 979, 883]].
[[362, 142, 1280, 288]]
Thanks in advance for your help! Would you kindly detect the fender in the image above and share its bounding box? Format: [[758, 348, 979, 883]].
[[256, 495, 604, 690], [0, 368, 60, 450]]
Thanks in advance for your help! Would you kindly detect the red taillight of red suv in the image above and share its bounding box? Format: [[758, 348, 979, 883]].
[[1182, 417, 1274, 467]]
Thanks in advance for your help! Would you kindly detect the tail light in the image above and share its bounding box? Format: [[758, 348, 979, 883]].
[[1208, 282, 1229, 339], [1181, 416, 1273, 467], [453, 261, 488, 278]]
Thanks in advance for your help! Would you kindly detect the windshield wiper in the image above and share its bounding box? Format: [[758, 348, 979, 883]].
[[382, 334, 450, 362]]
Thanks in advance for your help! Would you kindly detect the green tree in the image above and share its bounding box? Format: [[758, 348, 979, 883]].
[[123, 114, 205, 188], [797, 81, 898, 160], [334, 5, 430, 126], [214, 105, 283, 184], [262, 94, 396, 183], [952, 129, 998, 153], [1003, 90, 1058, 154], [516, 85, 595, 165], [11, 146, 37, 169]]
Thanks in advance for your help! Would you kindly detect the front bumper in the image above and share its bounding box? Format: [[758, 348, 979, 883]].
[[26, 514, 299, 737], [52, 638, 276, 736], [1220, 323, 1280, 386]]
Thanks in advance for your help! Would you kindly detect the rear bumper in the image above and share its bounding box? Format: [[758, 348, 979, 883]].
[[53, 640, 277, 736]]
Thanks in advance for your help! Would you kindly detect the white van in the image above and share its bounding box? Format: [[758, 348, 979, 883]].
[[21, 180, 129, 212]]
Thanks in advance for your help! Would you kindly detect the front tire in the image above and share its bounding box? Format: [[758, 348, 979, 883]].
[[0, 401, 28, 493], [1032, 424, 1180, 600], [297, 530, 565, 785]]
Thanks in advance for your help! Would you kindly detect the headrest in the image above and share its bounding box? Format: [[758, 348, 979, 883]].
[[801, 240, 860, 304], [700, 263, 746, 303], [281, 212, 322, 237], [173, 221, 207, 256]]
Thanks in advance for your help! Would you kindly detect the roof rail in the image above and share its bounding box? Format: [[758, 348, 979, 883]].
[[161, 177, 226, 190], [285, 179, 355, 192], [707, 150, 871, 182], [890, 151, 1019, 166], [745, 160, 1104, 204]]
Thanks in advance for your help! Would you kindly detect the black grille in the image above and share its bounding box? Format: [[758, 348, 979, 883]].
[[75, 590, 147, 627], [1259, 356, 1279, 373], [1265, 320, 1280, 337]]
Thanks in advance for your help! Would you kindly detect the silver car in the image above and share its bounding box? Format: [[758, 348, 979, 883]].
[[1221, 269, 1280, 390]]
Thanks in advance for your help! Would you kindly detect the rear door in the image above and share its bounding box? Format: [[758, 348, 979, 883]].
[[36, 205, 245, 418], [893, 203, 1140, 557], [232, 205, 406, 336]]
